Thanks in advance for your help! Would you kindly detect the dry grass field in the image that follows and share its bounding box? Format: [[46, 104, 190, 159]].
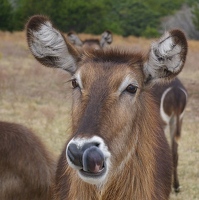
[[0, 31, 198, 199]]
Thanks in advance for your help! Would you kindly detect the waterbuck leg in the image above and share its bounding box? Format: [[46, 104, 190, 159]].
[[172, 139, 180, 193], [170, 116, 181, 193]]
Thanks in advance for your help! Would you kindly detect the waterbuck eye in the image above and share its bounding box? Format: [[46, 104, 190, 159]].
[[72, 79, 79, 88], [125, 84, 137, 94]]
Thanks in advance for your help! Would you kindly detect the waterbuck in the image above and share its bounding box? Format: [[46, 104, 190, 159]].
[[68, 31, 188, 193], [0, 121, 56, 200], [67, 30, 112, 50], [68, 30, 187, 193], [152, 78, 187, 193], [26, 15, 187, 200]]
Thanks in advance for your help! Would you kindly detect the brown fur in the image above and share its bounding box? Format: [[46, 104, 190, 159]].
[[55, 52, 172, 200], [25, 15, 188, 200], [0, 121, 56, 200]]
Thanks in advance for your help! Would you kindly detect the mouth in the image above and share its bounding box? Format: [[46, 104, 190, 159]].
[[79, 164, 106, 178]]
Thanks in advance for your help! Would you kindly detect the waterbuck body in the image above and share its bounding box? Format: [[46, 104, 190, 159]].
[[0, 121, 56, 200], [67, 30, 112, 50], [26, 15, 188, 200], [152, 78, 187, 192]]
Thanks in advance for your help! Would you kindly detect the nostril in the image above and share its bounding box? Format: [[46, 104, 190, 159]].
[[94, 142, 100, 147], [67, 143, 83, 167], [82, 146, 104, 173]]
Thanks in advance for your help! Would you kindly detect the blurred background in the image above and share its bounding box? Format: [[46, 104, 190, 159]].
[[1, 0, 199, 39], [0, 0, 199, 200]]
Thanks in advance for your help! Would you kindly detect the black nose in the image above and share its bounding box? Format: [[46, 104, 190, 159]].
[[67, 142, 105, 173]]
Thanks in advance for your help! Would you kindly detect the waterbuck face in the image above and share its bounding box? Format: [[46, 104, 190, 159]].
[[26, 15, 187, 186], [68, 58, 144, 184]]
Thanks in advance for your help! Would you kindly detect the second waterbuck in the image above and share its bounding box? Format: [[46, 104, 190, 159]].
[[152, 77, 187, 193], [26, 15, 188, 200], [67, 30, 112, 50]]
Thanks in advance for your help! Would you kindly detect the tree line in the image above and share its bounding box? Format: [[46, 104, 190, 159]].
[[1, 0, 199, 38]]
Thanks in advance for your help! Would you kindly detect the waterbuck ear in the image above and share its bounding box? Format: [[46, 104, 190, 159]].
[[143, 30, 188, 84], [100, 30, 113, 47], [26, 15, 80, 75], [67, 31, 83, 47]]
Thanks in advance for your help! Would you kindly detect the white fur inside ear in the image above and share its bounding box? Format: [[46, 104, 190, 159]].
[[29, 21, 76, 72], [100, 31, 112, 47], [68, 33, 83, 46], [144, 31, 183, 81]]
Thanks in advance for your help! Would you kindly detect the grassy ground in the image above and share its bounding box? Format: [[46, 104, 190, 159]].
[[0, 31, 198, 199]]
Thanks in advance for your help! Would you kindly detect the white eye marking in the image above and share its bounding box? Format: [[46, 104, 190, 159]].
[[74, 71, 83, 89], [118, 75, 138, 94]]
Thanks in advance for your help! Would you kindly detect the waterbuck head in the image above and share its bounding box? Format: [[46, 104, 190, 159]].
[[26, 15, 187, 187], [67, 30, 112, 50]]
